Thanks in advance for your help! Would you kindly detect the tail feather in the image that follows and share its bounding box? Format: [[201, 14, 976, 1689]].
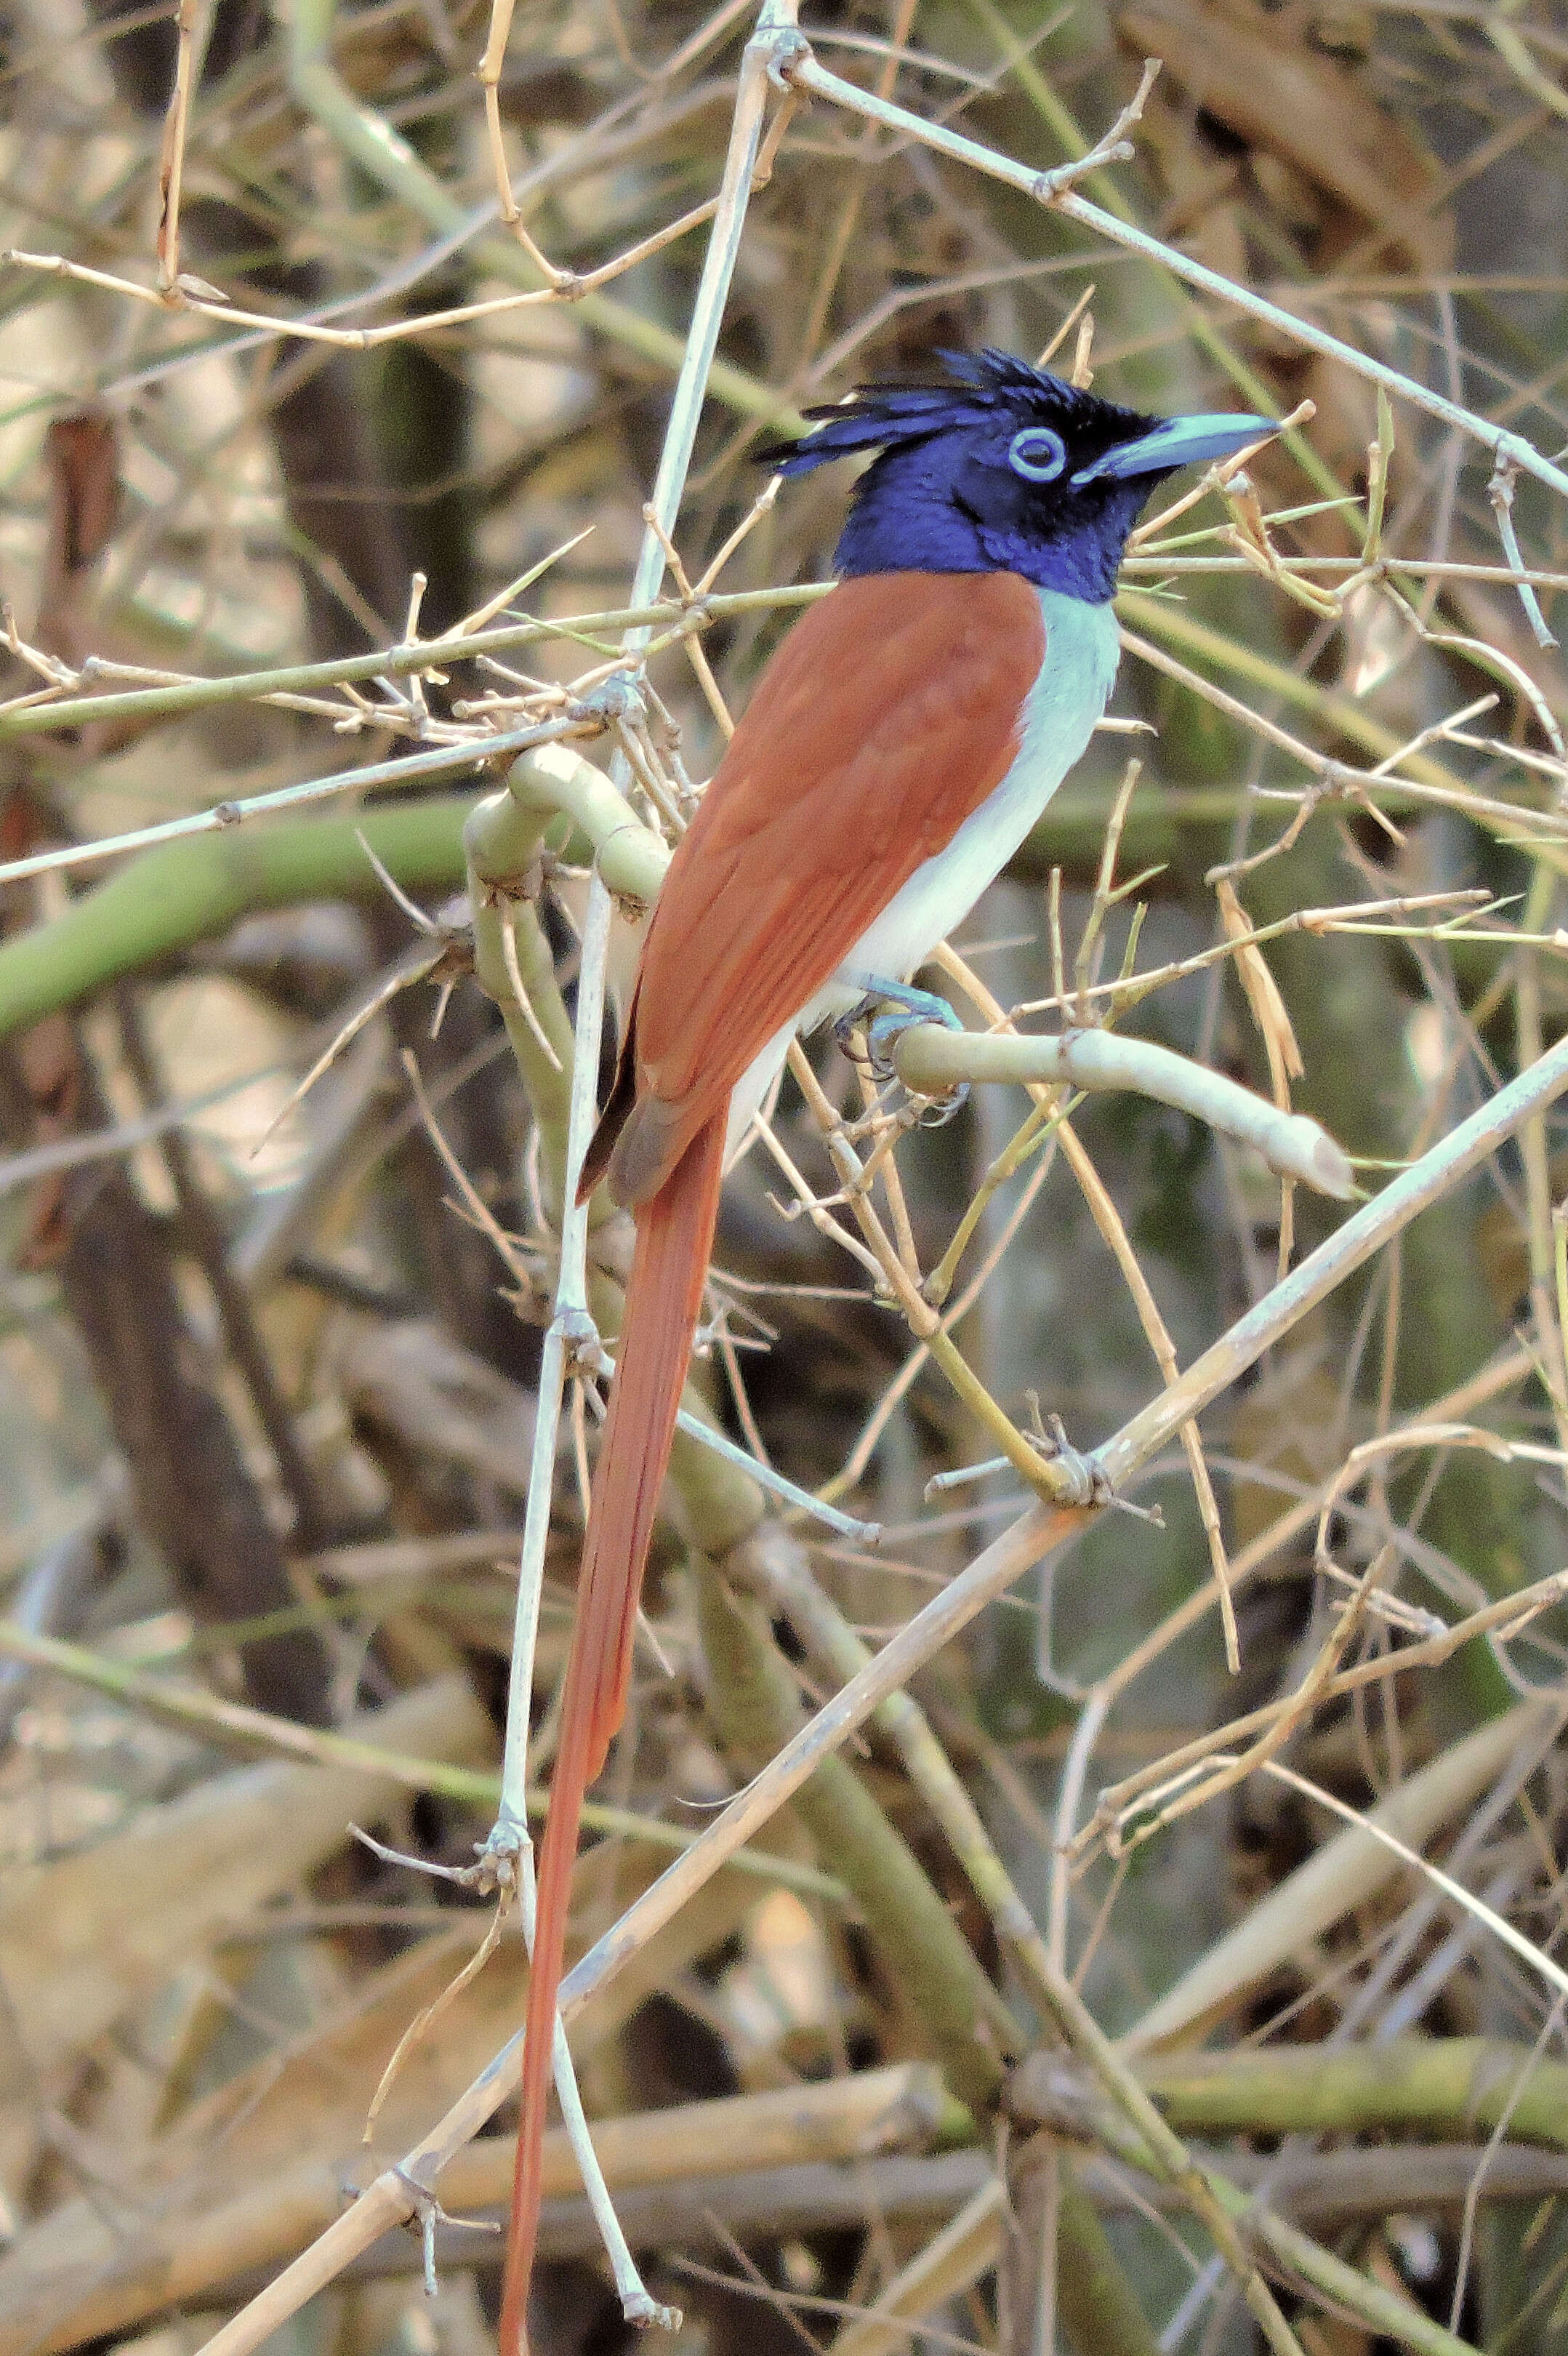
[[499, 1112, 727, 2356]]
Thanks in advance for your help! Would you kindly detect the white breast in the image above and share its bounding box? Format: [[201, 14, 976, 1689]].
[[726, 585, 1122, 1159]]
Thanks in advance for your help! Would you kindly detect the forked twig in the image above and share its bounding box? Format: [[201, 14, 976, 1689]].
[[477, 0, 567, 281], [1029, 57, 1161, 205], [1487, 452, 1559, 652]]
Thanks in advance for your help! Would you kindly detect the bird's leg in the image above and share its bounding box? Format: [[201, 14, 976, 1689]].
[[833, 976, 970, 1125]]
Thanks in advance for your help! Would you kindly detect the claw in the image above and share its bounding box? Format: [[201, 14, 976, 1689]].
[[913, 1076, 970, 1127], [832, 1001, 872, 1062], [837, 976, 968, 1118]]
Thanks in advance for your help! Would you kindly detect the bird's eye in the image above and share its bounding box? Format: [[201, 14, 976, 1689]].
[[1008, 426, 1067, 482]]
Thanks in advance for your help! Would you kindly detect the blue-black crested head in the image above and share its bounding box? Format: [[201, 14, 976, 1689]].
[[764, 350, 1271, 604]]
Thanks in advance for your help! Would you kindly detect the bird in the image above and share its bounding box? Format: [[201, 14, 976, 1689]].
[[498, 348, 1275, 2354]]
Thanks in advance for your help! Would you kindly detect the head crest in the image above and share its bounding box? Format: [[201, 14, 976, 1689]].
[[760, 349, 1130, 475]]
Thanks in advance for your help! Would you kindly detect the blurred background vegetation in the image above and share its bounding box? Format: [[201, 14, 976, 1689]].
[[1, 0, 1568, 2350]]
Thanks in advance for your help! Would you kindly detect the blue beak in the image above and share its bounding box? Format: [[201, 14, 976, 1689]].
[[1071, 411, 1277, 486]]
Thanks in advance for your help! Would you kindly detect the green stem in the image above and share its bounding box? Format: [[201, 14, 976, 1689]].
[[505, 745, 672, 905], [0, 793, 477, 1041], [1137, 2037, 1568, 2156], [694, 1558, 1018, 2113], [460, 748, 668, 1213], [757, 1543, 1161, 2356], [0, 1621, 844, 1899], [0, 589, 828, 743], [1055, 2176, 1165, 2356], [462, 786, 577, 1214], [1077, 2095, 1479, 2356]]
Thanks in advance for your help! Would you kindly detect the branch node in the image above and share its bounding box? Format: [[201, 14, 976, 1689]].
[[388, 2165, 502, 2302], [569, 674, 646, 729], [1028, 1407, 1111, 1512], [1031, 60, 1159, 205], [766, 28, 813, 88]]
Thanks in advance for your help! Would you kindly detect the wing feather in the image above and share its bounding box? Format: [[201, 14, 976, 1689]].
[[626, 569, 1045, 1179]]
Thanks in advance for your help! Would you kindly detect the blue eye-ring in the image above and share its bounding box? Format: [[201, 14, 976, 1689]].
[[1008, 426, 1067, 483]]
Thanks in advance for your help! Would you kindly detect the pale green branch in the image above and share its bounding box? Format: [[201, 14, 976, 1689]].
[[0, 793, 475, 1041], [892, 1024, 1355, 1198]]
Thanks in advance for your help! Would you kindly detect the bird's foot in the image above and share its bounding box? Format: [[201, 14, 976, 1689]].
[[833, 977, 970, 1126]]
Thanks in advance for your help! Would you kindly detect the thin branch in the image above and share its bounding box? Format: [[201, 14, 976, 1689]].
[[891, 1023, 1354, 1197], [784, 48, 1568, 502], [153, 0, 210, 294]]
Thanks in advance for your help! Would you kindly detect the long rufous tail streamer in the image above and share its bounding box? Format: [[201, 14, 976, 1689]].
[[498, 1111, 728, 2356]]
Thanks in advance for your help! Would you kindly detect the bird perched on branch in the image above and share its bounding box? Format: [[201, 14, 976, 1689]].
[[499, 349, 1274, 2352]]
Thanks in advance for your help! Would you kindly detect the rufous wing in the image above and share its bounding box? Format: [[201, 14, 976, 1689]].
[[614, 569, 1047, 1195]]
